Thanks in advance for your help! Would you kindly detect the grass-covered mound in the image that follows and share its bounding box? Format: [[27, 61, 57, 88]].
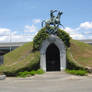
[[67, 40, 92, 69], [0, 42, 40, 76], [0, 28, 92, 75], [0, 39, 92, 75]]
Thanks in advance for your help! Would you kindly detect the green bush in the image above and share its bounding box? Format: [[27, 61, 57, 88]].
[[36, 69, 45, 74], [18, 70, 36, 77], [29, 70, 36, 76], [33, 27, 70, 50], [18, 71, 30, 77], [66, 69, 87, 76], [57, 29, 70, 47], [17, 69, 45, 77], [33, 27, 49, 50]]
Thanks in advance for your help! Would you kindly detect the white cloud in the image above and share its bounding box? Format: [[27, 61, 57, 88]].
[[0, 28, 34, 42], [64, 27, 85, 39], [0, 24, 38, 42], [24, 25, 37, 33], [0, 28, 11, 35], [0, 28, 11, 42], [0, 36, 8, 42], [11, 35, 33, 42], [64, 21, 92, 40], [32, 19, 41, 24], [80, 22, 92, 29], [0, 18, 41, 42], [64, 27, 75, 34], [70, 33, 85, 39]]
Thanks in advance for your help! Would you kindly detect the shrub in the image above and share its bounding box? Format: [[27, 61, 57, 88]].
[[33, 27, 70, 50], [66, 69, 87, 76], [57, 29, 70, 47], [18, 71, 30, 77], [17, 69, 44, 77], [36, 69, 45, 74], [33, 27, 49, 50], [18, 70, 36, 77], [29, 70, 36, 76]]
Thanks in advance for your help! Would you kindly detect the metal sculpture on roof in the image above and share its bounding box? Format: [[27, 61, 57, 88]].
[[41, 10, 64, 34]]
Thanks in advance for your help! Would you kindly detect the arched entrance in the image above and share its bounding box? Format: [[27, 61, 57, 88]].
[[40, 35, 66, 72], [46, 43, 60, 71]]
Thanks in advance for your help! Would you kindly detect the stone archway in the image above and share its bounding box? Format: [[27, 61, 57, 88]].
[[40, 35, 66, 72]]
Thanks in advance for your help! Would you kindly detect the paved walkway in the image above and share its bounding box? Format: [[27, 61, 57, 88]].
[[0, 72, 92, 92]]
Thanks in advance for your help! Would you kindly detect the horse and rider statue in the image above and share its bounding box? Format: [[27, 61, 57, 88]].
[[41, 10, 64, 34]]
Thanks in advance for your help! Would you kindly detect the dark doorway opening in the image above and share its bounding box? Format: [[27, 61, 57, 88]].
[[46, 43, 60, 71]]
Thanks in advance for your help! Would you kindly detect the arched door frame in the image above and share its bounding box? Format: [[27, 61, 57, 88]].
[[40, 35, 66, 72]]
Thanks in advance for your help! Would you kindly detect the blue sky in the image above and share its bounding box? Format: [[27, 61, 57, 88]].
[[0, 0, 92, 42]]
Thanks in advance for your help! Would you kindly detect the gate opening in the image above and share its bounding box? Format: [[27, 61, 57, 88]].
[[46, 43, 60, 71]]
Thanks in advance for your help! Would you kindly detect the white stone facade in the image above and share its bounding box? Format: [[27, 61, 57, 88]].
[[40, 35, 66, 71]]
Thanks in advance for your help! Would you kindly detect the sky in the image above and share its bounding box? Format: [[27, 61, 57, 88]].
[[0, 0, 92, 42]]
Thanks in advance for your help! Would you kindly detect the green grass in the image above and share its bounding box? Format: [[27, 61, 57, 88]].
[[69, 40, 92, 68], [18, 71, 31, 77], [17, 69, 44, 77], [36, 69, 45, 74], [0, 42, 40, 76], [66, 69, 87, 76]]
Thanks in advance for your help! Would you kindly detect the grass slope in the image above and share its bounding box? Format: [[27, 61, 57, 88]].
[[0, 39, 92, 75], [68, 40, 92, 68], [0, 42, 40, 75]]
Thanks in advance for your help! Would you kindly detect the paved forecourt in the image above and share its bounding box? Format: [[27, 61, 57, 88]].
[[0, 72, 92, 92]]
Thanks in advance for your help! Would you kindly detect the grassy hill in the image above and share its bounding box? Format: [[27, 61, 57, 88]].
[[0, 42, 40, 75], [0, 39, 92, 75], [68, 40, 92, 68]]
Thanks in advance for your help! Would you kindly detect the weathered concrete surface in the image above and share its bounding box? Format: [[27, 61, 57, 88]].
[[0, 72, 92, 92]]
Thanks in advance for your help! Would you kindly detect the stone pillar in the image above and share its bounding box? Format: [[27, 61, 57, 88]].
[[40, 54, 46, 71], [60, 52, 66, 70]]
